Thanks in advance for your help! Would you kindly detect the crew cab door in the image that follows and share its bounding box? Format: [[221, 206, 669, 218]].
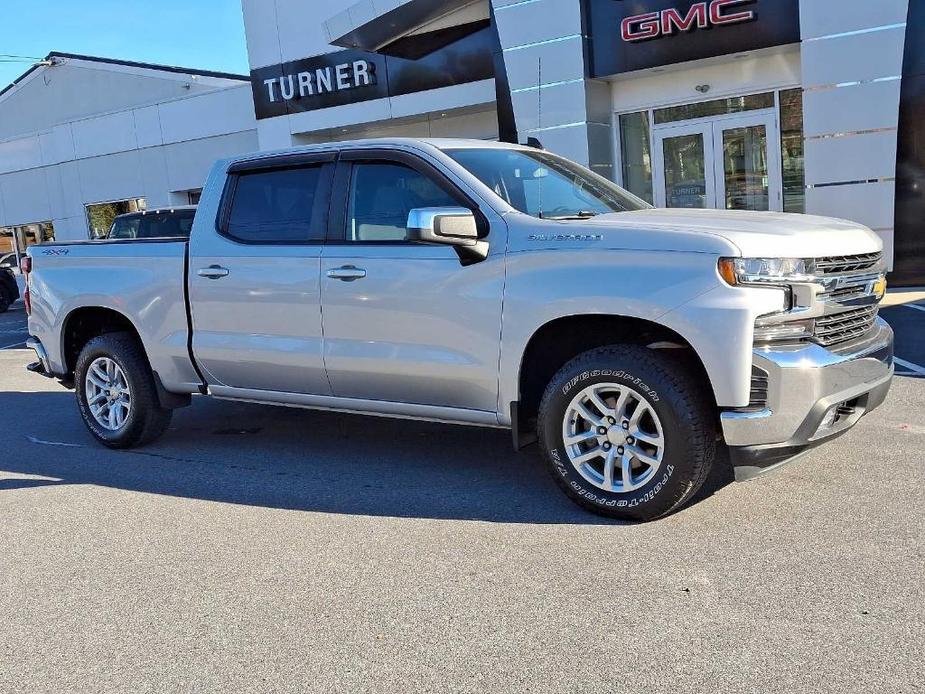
[[188, 153, 334, 394], [320, 150, 505, 413]]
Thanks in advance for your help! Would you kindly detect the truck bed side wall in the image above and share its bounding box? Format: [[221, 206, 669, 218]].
[[27, 241, 200, 392]]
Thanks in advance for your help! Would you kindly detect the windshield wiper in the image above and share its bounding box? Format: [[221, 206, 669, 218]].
[[543, 210, 600, 220]]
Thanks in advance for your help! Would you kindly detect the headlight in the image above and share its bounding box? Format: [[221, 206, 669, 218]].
[[718, 257, 815, 286]]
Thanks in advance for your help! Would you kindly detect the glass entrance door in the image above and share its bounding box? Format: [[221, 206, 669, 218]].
[[654, 122, 714, 209], [653, 112, 781, 211]]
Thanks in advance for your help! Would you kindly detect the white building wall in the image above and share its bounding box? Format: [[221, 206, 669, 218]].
[[610, 48, 802, 114], [0, 83, 258, 241], [0, 58, 240, 141], [800, 0, 910, 268], [491, 0, 606, 169]]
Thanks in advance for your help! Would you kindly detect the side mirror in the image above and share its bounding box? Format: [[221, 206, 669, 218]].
[[407, 207, 479, 246], [407, 207, 488, 264]]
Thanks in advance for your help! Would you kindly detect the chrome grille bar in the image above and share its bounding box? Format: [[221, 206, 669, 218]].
[[814, 252, 882, 275], [813, 306, 879, 346]]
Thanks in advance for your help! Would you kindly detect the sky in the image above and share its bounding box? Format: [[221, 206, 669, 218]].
[[0, 0, 250, 88]]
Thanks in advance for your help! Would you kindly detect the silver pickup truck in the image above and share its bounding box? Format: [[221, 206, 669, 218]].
[[23, 138, 893, 521]]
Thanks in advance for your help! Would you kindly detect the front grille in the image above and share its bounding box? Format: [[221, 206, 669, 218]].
[[814, 252, 882, 275], [819, 284, 871, 303], [813, 306, 879, 346]]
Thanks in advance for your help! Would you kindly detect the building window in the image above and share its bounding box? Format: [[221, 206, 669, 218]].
[[0, 222, 55, 270], [616, 88, 804, 214], [779, 88, 805, 214], [188, 189, 202, 205], [85, 198, 146, 238], [619, 112, 654, 204], [0, 227, 13, 258], [654, 92, 775, 125]]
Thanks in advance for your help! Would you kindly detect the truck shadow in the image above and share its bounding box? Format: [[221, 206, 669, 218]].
[[0, 391, 734, 525]]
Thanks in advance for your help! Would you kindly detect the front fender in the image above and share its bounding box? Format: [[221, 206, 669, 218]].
[[498, 249, 785, 420]]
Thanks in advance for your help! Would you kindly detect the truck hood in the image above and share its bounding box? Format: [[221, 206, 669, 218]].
[[581, 208, 883, 258]]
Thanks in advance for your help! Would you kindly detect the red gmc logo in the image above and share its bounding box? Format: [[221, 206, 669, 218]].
[[621, 0, 757, 42]]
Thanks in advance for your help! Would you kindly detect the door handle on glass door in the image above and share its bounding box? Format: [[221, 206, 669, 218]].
[[197, 265, 230, 279], [326, 265, 367, 281]]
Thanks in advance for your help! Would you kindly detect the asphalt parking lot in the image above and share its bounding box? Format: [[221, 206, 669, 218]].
[[1, 300, 923, 693]]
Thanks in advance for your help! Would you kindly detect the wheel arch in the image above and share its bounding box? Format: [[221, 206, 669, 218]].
[[512, 313, 718, 444], [60, 306, 147, 378], [61, 306, 190, 409]]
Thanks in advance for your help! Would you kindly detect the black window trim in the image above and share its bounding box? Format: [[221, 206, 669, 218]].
[[217, 152, 337, 246], [327, 148, 489, 245]]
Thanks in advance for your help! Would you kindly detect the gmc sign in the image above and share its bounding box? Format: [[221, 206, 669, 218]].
[[587, 0, 799, 78], [622, 0, 757, 41]]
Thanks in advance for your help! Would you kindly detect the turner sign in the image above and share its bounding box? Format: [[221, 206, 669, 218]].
[[250, 22, 495, 120], [262, 60, 377, 104], [621, 0, 757, 41]]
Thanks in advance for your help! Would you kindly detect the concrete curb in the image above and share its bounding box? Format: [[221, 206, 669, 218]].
[[883, 288, 925, 307]]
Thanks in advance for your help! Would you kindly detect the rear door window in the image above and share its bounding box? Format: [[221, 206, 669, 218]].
[[226, 165, 330, 243]]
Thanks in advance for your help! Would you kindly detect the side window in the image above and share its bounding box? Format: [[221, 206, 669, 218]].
[[347, 162, 459, 242], [108, 218, 140, 239], [226, 165, 326, 243], [137, 212, 195, 239]]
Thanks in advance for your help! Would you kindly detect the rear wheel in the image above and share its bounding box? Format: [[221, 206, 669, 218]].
[[538, 345, 715, 521], [75, 332, 172, 448]]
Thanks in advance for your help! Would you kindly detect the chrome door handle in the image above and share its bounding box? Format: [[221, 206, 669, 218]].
[[197, 265, 230, 279], [326, 265, 367, 281]]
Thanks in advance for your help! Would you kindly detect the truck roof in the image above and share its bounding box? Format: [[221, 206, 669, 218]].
[[114, 206, 197, 220], [220, 137, 533, 168]]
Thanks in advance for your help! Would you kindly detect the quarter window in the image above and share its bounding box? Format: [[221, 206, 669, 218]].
[[226, 165, 327, 242], [347, 162, 459, 242]]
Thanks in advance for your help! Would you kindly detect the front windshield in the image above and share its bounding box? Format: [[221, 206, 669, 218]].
[[444, 147, 651, 219]]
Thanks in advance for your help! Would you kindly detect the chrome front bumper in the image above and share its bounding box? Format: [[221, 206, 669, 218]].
[[722, 318, 894, 477]]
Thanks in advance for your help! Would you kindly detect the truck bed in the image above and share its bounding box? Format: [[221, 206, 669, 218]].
[[26, 239, 202, 393]]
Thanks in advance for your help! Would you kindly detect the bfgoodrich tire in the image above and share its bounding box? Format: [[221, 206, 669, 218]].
[[75, 332, 172, 449], [538, 345, 715, 522]]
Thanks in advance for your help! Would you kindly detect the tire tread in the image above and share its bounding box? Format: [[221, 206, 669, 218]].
[[537, 345, 715, 521], [75, 332, 172, 448]]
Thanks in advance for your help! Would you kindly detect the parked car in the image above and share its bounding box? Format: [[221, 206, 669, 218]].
[[0, 252, 18, 270], [106, 206, 196, 240], [0, 266, 20, 313], [22, 139, 893, 521]]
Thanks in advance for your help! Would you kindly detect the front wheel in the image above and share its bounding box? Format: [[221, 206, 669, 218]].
[[75, 332, 172, 448], [537, 345, 715, 522]]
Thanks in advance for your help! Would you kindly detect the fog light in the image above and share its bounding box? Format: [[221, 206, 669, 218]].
[[753, 317, 814, 343]]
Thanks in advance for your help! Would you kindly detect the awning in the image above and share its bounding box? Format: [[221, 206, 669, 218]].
[[324, 0, 489, 54]]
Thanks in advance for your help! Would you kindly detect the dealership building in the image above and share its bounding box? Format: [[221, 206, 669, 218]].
[[1, 0, 923, 284]]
